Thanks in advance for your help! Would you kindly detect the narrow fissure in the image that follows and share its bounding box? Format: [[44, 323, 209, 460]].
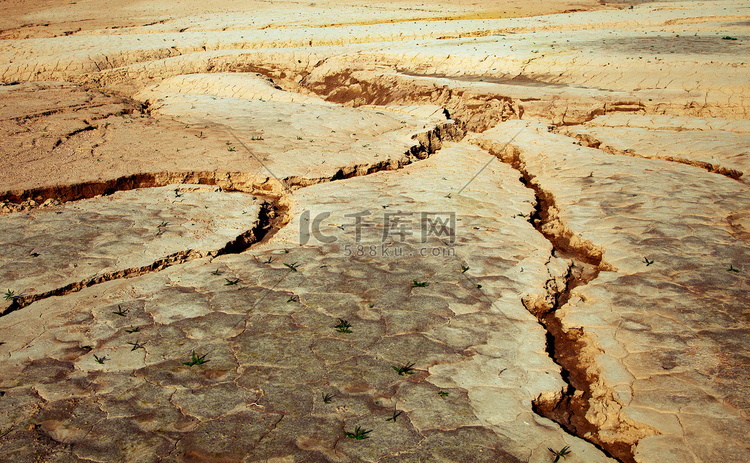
[[0, 120, 461, 317], [557, 128, 744, 181], [1, 121, 462, 209]]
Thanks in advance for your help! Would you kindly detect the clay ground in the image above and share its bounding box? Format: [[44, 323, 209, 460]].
[[0, 0, 749, 462]]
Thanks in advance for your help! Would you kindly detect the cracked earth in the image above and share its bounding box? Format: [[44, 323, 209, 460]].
[[0, 0, 748, 462]]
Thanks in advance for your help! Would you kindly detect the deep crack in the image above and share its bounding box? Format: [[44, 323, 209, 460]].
[[1, 200, 278, 317], [474, 140, 658, 463]]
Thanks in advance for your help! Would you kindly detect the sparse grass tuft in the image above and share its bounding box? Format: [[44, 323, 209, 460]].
[[224, 278, 240, 286], [125, 327, 140, 334], [392, 362, 416, 376], [156, 221, 169, 236], [461, 265, 469, 273], [127, 340, 145, 351], [344, 426, 372, 440], [183, 350, 208, 366], [334, 318, 352, 333], [549, 445, 571, 462], [438, 391, 449, 398], [93, 354, 107, 364], [727, 264, 740, 273], [284, 262, 301, 272], [112, 305, 129, 316], [385, 406, 403, 422], [322, 392, 335, 404], [3, 289, 14, 301], [412, 280, 429, 288], [643, 257, 654, 266]]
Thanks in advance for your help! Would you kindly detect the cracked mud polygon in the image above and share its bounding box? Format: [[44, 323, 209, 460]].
[[1, 0, 749, 462]]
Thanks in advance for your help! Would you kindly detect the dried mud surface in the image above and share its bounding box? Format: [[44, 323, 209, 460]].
[[0, 0, 748, 462]]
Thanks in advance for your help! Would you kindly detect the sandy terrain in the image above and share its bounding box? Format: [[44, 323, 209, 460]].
[[0, 0, 748, 462]]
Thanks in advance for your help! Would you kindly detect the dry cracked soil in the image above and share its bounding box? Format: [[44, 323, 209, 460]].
[[0, 0, 748, 462]]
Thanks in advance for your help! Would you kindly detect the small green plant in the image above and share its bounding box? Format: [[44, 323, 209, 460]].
[[195, 131, 205, 138], [113, 305, 129, 316], [412, 280, 429, 288], [93, 354, 107, 364], [385, 406, 403, 422], [284, 262, 301, 272], [722, 36, 738, 40], [549, 445, 571, 462], [643, 257, 654, 266], [344, 426, 372, 440], [3, 289, 15, 301], [251, 136, 264, 141], [438, 391, 449, 398], [265, 256, 274, 264], [461, 265, 469, 273], [475, 284, 482, 289], [183, 351, 208, 366], [335, 318, 352, 333], [127, 340, 145, 351], [227, 146, 236, 152], [211, 269, 223, 276], [727, 264, 740, 273], [125, 327, 140, 333], [225, 278, 240, 286], [287, 295, 299, 303], [156, 221, 169, 236], [322, 392, 335, 404], [296, 136, 303, 140], [392, 362, 416, 376]]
